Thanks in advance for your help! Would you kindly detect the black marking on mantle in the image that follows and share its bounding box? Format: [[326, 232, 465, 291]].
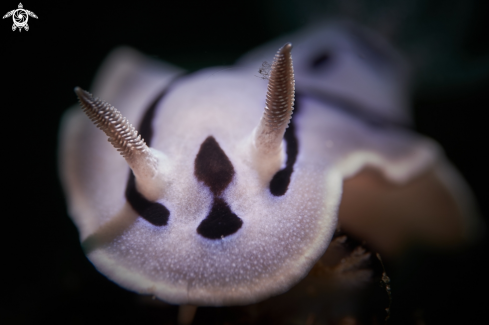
[[125, 83, 176, 226], [125, 173, 169, 226], [197, 197, 243, 239], [194, 136, 235, 196], [194, 136, 243, 239], [269, 95, 301, 196]]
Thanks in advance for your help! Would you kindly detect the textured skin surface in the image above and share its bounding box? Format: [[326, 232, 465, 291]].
[[59, 23, 475, 306]]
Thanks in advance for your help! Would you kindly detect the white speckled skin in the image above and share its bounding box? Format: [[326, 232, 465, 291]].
[[59, 22, 475, 306]]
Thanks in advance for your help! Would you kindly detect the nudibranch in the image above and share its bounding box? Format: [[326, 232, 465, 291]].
[[59, 22, 477, 306]]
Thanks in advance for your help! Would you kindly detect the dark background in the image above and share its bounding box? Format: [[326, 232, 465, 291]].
[[1, 0, 488, 324]]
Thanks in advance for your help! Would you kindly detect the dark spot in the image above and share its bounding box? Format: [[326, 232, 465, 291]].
[[125, 172, 169, 226], [197, 197, 243, 239], [194, 136, 235, 196], [310, 52, 332, 70], [269, 98, 300, 196]]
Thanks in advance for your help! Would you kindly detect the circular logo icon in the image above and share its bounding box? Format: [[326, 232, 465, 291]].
[[13, 9, 28, 28]]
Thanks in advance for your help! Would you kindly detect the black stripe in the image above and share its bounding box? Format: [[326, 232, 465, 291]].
[[125, 172, 170, 226], [269, 95, 301, 196], [138, 85, 171, 146], [125, 77, 183, 226]]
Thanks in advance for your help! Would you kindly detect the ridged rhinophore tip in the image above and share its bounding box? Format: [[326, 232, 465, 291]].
[[253, 41, 295, 154], [74, 87, 93, 106], [74, 86, 150, 159], [280, 43, 293, 53], [249, 42, 295, 182], [74, 86, 86, 97]]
